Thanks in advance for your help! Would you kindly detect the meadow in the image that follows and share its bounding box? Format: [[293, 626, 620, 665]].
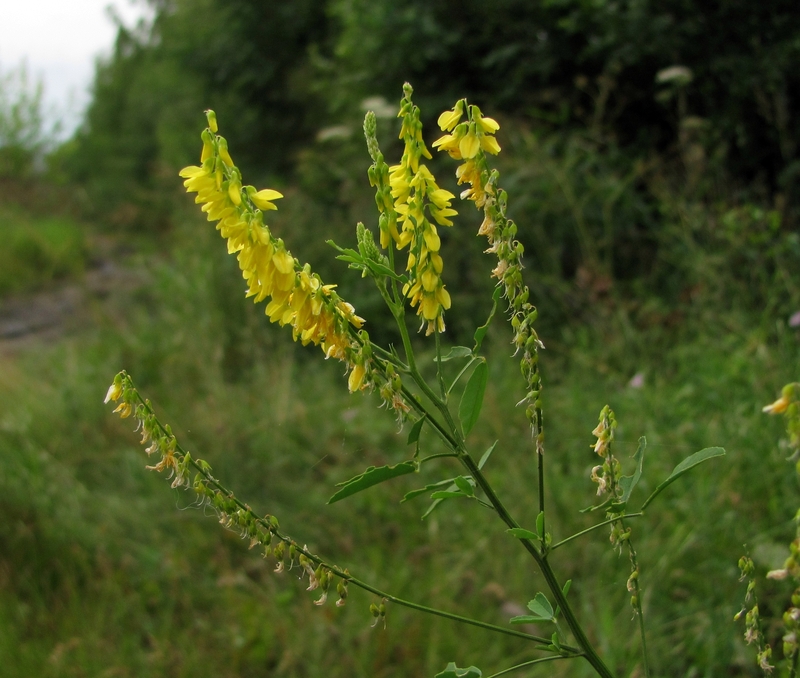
[[2, 2, 800, 675]]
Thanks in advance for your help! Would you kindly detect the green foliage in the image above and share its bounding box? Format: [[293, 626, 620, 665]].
[[0, 204, 87, 295], [0, 61, 57, 177], [0, 208, 798, 675]]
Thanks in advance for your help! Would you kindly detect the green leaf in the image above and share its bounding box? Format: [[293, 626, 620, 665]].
[[421, 497, 446, 519], [453, 476, 475, 496], [328, 461, 417, 504], [527, 592, 555, 620], [507, 527, 538, 540], [459, 360, 488, 436], [401, 478, 454, 503], [580, 494, 617, 513], [619, 437, 647, 503], [431, 490, 468, 500], [473, 286, 503, 353], [562, 579, 572, 597], [407, 416, 426, 445], [478, 441, 498, 470], [435, 346, 473, 362], [535, 510, 545, 538], [364, 259, 407, 284], [640, 447, 726, 510], [435, 662, 482, 678]]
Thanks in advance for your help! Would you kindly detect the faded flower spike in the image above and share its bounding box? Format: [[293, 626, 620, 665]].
[[179, 111, 369, 391]]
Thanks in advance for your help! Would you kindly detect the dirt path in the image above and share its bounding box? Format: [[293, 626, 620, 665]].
[[0, 249, 146, 353]]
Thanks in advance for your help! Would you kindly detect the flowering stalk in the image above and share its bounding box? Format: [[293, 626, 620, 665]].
[[180, 111, 371, 392], [433, 100, 545, 502], [104, 371, 574, 650], [369, 84, 456, 335], [755, 382, 800, 675]]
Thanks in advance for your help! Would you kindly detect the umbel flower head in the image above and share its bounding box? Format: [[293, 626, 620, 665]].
[[179, 111, 368, 392]]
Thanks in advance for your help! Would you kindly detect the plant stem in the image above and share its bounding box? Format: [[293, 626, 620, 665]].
[[484, 654, 578, 678], [129, 387, 574, 649], [625, 530, 651, 678], [551, 513, 643, 551], [434, 330, 447, 400], [461, 453, 616, 678], [420, 452, 459, 463]]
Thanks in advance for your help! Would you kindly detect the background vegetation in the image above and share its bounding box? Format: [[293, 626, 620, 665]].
[[1, 1, 799, 676]]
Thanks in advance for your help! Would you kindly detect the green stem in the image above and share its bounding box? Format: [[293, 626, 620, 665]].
[[132, 389, 565, 648], [624, 529, 651, 678], [420, 452, 459, 463], [551, 513, 643, 551], [485, 654, 578, 678], [460, 454, 616, 678], [434, 330, 447, 400]]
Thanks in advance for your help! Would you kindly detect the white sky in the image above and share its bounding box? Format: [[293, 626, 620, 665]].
[[0, 0, 153, 138]]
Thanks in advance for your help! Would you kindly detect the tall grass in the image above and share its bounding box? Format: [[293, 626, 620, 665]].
[[1, 188, 798, 676]]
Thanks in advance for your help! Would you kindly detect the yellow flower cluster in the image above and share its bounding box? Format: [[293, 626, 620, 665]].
[[434, 99, 544, 441], [387, 85, 456, 334], [180, 111, 368, 391], [433, 101, 501, 212]]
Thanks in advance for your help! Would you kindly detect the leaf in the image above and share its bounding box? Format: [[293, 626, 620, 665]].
[[459, 360, 488, 436], [453, 476, 475, 496], [535, 510, 545, 538], [435, 662, 482, 678], [364, 259, 407, 284], [640, 447, 726, 510], [407, 416, 426, 445], [328, 461, 417, 504], [580, 494, 618, 513], [421, 497, 446, 519], [435, 346, 473, 362], [431, 490, 468, 500], [473, 286, 503, 353], [619, 437, 647, 503], [507, 527, 538, 540], [478, 441, 498, 470], [401, 478, 454, 502], [527, 592, 555, 620]]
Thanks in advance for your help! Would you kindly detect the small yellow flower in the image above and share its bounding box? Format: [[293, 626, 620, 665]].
[[104, 381, 123, 404], [437, 102, 464, 131], [763, 396, 790, 415]]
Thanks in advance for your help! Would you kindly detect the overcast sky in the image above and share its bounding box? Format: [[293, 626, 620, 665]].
[[0, 0, 153, 137]]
